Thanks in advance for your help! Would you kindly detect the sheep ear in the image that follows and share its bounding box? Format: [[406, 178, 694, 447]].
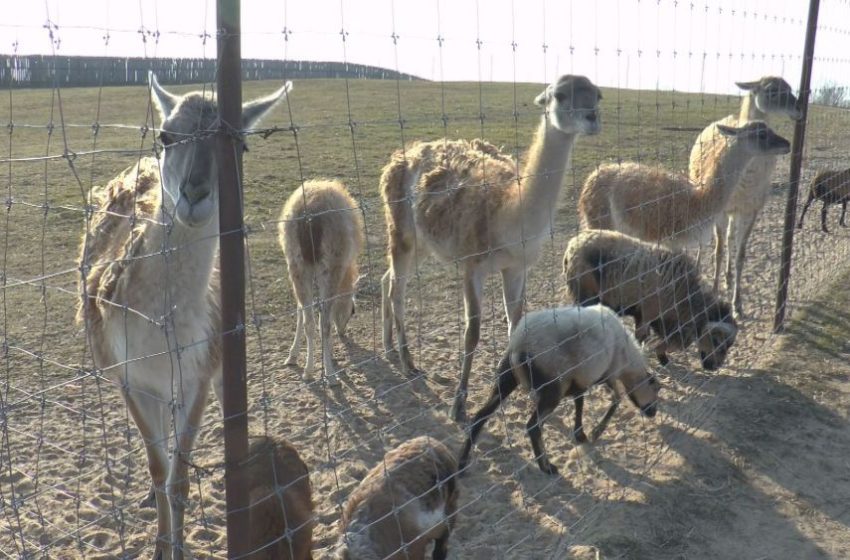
[[735, 80, 761, 91], [242, 81, 292, 129], [534, 86, 551, 107], [716, 124, 739, 137], [149, 72, 179, 121]]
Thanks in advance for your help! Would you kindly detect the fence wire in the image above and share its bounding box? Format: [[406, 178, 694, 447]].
[[1, 1, 850, 559]]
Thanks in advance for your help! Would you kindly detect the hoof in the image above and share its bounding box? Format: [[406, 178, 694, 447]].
[[139, 485, 156, 509], [657, 353, 670, 367], [450, 396, 467, 424], [538, 461, 559, 476]]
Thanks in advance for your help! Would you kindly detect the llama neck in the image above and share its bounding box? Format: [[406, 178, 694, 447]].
[[699, 140, 756, 211], [738, 93, 768, 123], [515, 117, 577, 229], [134, 207, 219, 315]]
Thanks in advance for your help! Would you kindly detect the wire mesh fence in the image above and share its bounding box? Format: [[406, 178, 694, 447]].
[[1, 0, 850, 559]]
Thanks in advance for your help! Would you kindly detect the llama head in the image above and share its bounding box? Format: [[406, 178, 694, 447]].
[[332, 268, 362, 336], [716, 121, 791, 156], [534, 74, 602, 136], [736, 76, 802, 121], [149, 72, 292, 227]]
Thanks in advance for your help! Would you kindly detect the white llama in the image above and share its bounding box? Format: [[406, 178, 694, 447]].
[[689, 77, 801, 317], [380, 75, 602, 422], [76, 74, 291, 560]]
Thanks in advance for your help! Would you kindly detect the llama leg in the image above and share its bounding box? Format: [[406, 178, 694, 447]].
[[285, 305, 305, 367], [712, 220, 725, 292], [388, 247, 418, 374], [797, 193, 814, 229], [731, 212, 757, 318], [501, 266, 526, 336], [168, 377, 211, 560], [458, 356, 517, 472], [841, 200, 848, 227], [124, 388, 171, 559], [451, 266, 485, 423], [319, 297, 340, 385], [526, 386, 561, 475], [724, 218, 735, 292], [821, 203, 831, 233], [381, 268, 394, 352]]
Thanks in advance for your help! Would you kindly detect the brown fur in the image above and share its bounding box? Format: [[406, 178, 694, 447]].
[[244, 436, 314, 560], [563, 229, 737, 369], [335, 436, 458, 560], [797, 168, 850, 232], [279, 180, 365, 376]]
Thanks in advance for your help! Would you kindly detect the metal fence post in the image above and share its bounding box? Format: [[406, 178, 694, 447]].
[[216, 0, 250, 557], [773, 0, 821, 333]]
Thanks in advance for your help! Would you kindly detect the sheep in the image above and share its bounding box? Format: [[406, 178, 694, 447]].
[[562, 229, 738, 370], [279, 180, 365, 384], [332, 436, 459, 560], [796, 168, 850, 233], [458, 304, 659, 476], [578, 122, 791, 250], [380, 74, 602, 422], [244, 436, 314, 560], [689, 77, 801, 317]]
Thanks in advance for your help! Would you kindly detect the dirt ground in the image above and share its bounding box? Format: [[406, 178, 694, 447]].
[[1, 80, 850, 559]]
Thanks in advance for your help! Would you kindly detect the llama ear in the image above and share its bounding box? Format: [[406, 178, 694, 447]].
[[242, 81, 292, 129], [534, 86, 551, 107], [715, 124, 739, 137], [149, 72, 179, 121], [735, 80, 761, 91]]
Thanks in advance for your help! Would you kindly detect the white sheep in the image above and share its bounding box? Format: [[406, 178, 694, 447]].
[[332, 436, 459, 560], [578, 121, 791, 250], [689, 77, 801, 317], [279, 180, 364, 384], [244, 436, 314, 560], [458, 304, 660, 476], [380, 74, 602, 422], [562, 229, 738, 370]]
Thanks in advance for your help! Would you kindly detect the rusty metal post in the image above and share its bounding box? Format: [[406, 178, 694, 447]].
[[773, 0, 821, 333], [216, 0, 250, 556]]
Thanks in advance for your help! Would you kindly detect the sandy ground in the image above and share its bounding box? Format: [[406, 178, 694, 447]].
[[3, 119, 850, 559]]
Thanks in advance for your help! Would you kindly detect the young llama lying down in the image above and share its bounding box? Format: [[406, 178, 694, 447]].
[[578, 121, 790, 250], [279, 180, 364, 384], [381, 74, 602, 422]]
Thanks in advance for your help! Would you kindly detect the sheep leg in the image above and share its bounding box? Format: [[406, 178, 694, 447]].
[[821, 203, 831, 234], [451, 267, 484, 423], [526, 386, 561, 475], [501, 266, 526, 336], [458, 355, 517, 473], [797, 192, 814, 229], [841, 200, 848, 226], [730, 212, 758, 318], [572, 392, 588, 443], [123, 388, 171, 560], [433, 531, 450, 560], [590, 391, 621, 443]]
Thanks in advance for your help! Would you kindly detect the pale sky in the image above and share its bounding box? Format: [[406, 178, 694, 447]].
[[1, 0, 848, 94]]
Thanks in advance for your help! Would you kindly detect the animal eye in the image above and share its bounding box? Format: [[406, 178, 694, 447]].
[[159, 131, 174, 147]]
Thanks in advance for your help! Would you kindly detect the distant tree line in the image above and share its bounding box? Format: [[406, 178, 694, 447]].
[[0, 55, 420, 88], [813, 81, 850, 108]]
